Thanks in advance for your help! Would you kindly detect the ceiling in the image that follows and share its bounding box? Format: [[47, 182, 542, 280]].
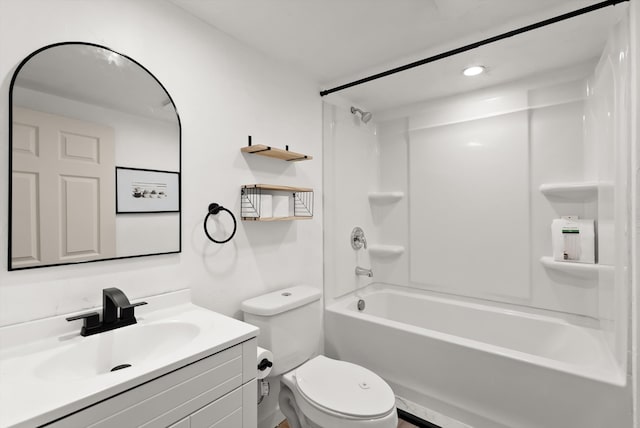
[[335, 6, 625, 112], [168, 0, 628, 111]]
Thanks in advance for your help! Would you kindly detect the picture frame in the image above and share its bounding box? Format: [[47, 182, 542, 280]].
[[116, 167, 180, 213]]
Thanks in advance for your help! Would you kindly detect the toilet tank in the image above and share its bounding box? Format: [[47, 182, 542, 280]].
[[241, 285, 322, 376]]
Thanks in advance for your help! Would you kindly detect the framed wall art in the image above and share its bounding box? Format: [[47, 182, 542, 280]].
[[116, 167, 180, 213]]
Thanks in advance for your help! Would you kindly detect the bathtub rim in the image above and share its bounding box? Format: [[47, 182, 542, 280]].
[[326, 283, 627, 387]]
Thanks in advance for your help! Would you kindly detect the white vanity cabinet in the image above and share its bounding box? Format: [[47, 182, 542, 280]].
[[48, 339, 257, 428]]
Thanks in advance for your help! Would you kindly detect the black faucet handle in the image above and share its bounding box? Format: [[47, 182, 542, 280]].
[[66, 311, 100, 324], [66, 312, 101, 335], [124, 301, 148, 309], [120, 301, 148, 321]]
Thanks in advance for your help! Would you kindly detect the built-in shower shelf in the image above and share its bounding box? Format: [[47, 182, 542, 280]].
[[241, 144, 312, 162], [368, 245, 405, 257], [539, 182, 600, 200], [368, 192, 404, 203], [539, 256, 613, 279]]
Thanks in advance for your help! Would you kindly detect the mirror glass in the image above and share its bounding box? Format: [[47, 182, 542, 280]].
[[9, 43, 181, 270]]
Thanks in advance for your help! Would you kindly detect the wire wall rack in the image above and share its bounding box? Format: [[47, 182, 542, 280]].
[[241, 184, 314, 221]]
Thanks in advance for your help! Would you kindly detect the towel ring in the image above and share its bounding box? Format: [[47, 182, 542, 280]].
[[204, 203, 237, 244]]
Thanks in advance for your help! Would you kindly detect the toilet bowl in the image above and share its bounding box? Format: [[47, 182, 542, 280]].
[[241, 285, 397, 428], [279, 356, 397, 428]]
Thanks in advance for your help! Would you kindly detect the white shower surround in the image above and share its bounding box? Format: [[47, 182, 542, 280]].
[[325, 283, 630, 428], [322, 12, 633, 428]]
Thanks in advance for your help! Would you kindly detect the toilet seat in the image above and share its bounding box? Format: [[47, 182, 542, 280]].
[[292, 356, 396, 418]]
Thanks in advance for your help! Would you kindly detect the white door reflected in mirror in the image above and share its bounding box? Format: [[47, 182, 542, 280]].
[[12, 107, 116, 268]]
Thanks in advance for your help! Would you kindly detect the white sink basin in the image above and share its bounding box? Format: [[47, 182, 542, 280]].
[[34, 321, 200, 381], [0, 289, 259, 428]]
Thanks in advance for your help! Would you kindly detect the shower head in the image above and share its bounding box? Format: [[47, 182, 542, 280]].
[[350, 106, 372, 124]]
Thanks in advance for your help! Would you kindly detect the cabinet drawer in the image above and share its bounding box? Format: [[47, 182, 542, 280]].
[[50, 345, 242, 428], [190, 388, 242, 428]]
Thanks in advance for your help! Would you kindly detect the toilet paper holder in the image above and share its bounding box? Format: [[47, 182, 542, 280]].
[[256, 346, 273, 404], [258, 358, 273, 372]]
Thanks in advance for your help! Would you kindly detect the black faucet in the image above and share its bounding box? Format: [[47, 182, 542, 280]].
[[66, 288, 147, 337]]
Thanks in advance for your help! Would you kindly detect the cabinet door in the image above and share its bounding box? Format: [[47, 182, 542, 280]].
[[210, 409, 242, 428], [169, 416, 190, 428], [242, 379, 257, 428], [190, 388, 242, 428]]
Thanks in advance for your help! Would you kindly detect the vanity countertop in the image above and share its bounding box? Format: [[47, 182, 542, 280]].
[[0, 289, 259, 428]]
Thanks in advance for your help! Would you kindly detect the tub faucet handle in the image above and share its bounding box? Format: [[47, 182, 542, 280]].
[[351, 227, 367, 250]]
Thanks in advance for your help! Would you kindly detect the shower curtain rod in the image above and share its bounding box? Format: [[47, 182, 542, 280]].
[[319, 0, 629, 97]]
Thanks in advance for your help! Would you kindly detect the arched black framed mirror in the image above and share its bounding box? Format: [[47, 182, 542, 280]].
[[8, 42, 181, 270]]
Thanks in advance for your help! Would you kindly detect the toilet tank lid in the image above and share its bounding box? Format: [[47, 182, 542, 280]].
[[241, 285, 322, 316]]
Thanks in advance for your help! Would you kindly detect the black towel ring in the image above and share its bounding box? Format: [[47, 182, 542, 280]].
[[204, 203, 237, 244]]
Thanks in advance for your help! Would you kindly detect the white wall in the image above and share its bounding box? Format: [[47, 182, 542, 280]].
[[631, 0, 640, 425], [0, 0, 323, 332], [365, 66, 604, 317], [409, 109, 531, 301]]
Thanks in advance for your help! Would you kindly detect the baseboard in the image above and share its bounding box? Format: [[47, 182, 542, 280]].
[[398, 408, 442, 428]]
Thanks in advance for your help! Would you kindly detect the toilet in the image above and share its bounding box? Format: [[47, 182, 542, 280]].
[[241, 285, 398, 428]]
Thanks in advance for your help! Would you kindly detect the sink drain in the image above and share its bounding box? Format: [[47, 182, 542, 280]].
[[110, 364, 132, 372]]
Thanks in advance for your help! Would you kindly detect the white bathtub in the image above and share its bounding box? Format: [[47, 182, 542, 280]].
[[325, 284, 631, 428]]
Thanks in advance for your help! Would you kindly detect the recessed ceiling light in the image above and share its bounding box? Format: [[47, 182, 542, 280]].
[[463, 66, 485, 77]]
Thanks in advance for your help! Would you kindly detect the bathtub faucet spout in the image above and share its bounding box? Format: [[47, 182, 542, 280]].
[[355, 266, 373, 277]]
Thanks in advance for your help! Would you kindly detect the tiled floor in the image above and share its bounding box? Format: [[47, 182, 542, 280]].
[[278, 418, 419, 428], [398, 420, 420, 428]]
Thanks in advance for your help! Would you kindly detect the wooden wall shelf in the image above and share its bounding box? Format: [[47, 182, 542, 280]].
[[241, 144, 312, 162], [242, 184, 313, 192], [242, 216, 313, 222]]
